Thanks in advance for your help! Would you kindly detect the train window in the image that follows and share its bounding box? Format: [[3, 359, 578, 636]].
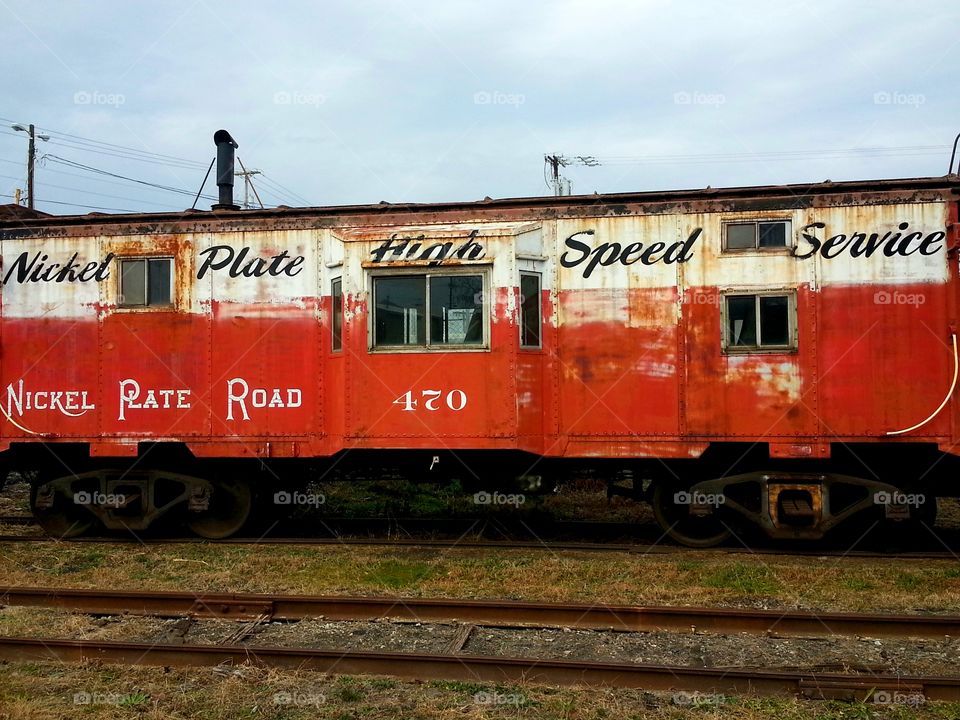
[[332, 277, 343, 351], [520, 272, 541, 348], [375, 276, 426, 346], [119, 257, 173, 307], [373, 273, 485, 349], [723, 220, 791, 251], [429, 275, 483, 345], [723, 292, 795, 351]]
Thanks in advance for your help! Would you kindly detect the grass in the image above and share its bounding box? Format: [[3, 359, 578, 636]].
[[363, 559, 435, 589], [1, 663, 959, 720], [704, 563, 781, 595], [895, 572, 924, 591], [0, 541, 959, 613]]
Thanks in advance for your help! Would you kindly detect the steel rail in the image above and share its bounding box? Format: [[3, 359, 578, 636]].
[[0, 636, 955, 700], [2, 586, 958, 638]]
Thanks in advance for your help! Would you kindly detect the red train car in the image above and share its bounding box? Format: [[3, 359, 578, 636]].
[[1, 167, 958, 545]]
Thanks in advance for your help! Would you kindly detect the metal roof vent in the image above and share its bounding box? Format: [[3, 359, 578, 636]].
[[212, 129, 239, 210]]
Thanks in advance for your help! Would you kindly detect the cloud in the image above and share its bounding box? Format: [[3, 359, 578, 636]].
[[1, 0, 958, 212]]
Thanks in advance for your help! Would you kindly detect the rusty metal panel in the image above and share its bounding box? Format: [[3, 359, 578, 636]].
[[0, 178, 957, 461]]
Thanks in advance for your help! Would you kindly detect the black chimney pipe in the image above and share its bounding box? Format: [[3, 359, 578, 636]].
[[212, 129, 239, 210]]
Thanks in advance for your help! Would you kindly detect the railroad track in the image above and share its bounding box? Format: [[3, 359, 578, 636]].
[[3, 586, 959, 638], [1, 636, 955, 701], [1, 587, 959, 701]]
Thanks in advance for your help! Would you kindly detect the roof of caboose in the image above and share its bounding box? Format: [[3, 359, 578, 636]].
[[1, 175, 958, 236]]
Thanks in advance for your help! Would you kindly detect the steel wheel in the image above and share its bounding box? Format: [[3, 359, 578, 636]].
[[187, 478, 252, 539], [29, 483, 94, 539], [651, 483, 732, 548]]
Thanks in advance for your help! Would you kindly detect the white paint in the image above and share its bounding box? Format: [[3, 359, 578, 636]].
[[226, 377, 302, 420], [5, 379, 95, 418], [118, 379, 191, 421]]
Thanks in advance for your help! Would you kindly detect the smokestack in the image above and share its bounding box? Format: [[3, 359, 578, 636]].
[[212, 129, 239, 210]]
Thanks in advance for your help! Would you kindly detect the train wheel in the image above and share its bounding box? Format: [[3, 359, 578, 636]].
[[187, 478, 252, 539], [651, 483, 732, 548], [29, 483, 94, 539]]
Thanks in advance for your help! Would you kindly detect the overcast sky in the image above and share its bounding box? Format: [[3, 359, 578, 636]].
[[1, 0, 958, 214]]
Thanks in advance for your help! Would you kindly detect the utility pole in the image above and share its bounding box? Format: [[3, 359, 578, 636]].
[[543, 154, 600, 196], [10, 123, 49, 210], [235, 158, 264, 209], [26, 124, 35, 209]]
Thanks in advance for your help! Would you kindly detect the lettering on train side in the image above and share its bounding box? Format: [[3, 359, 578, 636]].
[[5, 380, 95, 418], [792, 222, 946, 260], [196, 245, 305, 279], [1, 252, 114, 285], [370, 230, 486, 264], [560, 229, 701, 278], [118, 379, 191, 421], [226, 378, 302, 421]]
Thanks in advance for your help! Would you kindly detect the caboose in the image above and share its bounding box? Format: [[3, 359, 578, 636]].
[[1, 136, 958, 546]]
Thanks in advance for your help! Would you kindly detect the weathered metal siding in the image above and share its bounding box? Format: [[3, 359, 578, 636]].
[[554, 215, 682, 452], [1, 234, 103, 439], [334, 223, 523, 448]]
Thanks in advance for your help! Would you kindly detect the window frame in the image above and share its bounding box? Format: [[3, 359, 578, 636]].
[[519, 271, 542, 350], [118, 256, 175, 309], [720, 289, 798, 354], [721, 219, 793, 253], [368, 267, 490, 352], [331, 277, 343, 352]]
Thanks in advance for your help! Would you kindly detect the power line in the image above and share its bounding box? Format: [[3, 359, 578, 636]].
[[0, 116, 208, 168], [43, 155, 220, 202], [259, 173, 313, 206], [42, 137, 209, 169], [254, 182, 299, 207], [1, 121, 306, 207], [1, 191, 142, 213], [40, 131, 208, 166], [0, 172, 186, 209], [5, 156, 196, 194]]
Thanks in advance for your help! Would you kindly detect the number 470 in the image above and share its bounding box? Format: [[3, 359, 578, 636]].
[[393, 389, 467, 412]]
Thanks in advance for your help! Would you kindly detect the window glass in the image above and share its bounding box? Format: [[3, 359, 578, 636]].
[[429, 275, 483, 344], [332, 278, 343, 351], [726, 223, 755, 250], [725, 293, 794, 350], [520, 273, 541, 348], [758, 222, 788, 248], [727, 296, 757, 346], [120, 259, 146, 306], [147, 258, 172, 305], [374, 276, 426, 346], [759, 295, 789, 345], [373, 274, 488, 349]]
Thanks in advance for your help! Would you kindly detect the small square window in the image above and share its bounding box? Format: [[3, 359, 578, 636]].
[[723, 220, 791, 251], [120, 257, 173, 307], [726, 223, 756, 250], [520, 272, 541, 348], [724, 292, 795, 351], [332, 277, 343, 351]]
